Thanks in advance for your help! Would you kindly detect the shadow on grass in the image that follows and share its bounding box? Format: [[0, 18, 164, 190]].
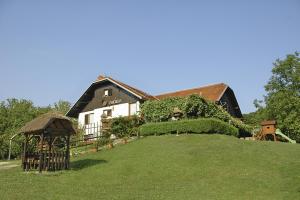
[[71, 159, 107, 171]]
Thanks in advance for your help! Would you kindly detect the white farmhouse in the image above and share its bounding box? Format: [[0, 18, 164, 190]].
[[67, 75, 242, 138]]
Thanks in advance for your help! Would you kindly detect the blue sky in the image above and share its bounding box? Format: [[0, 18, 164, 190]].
[[0, 0, 299, 113]]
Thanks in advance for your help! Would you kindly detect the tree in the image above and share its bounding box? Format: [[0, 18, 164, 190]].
[[243, 100, 268, 126], [249, 52, 300, 141], [264, 53, 300, 141], [0, 99, 52, 159], [265, 52, 300, 96], [53, 100, 71, 115]]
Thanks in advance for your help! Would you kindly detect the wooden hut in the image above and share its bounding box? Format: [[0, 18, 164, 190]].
[[256, 120, 277, 141], [19, 113, 76, 172]]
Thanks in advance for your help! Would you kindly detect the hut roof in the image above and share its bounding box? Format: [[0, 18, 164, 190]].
[[261, 120, 276, 126], [19, 112, 76, 135]]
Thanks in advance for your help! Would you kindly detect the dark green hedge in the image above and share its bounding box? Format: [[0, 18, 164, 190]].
[[139, 118, 239, 137]]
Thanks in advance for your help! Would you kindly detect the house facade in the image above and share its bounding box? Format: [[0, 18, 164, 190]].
[[66, 75, 242, 137], [66, 75, 155, 137]]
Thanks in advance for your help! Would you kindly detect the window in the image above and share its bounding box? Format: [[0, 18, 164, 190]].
[[104, 89, 112, 97], [103, 109, 112, 117], [84, 113, 94, 125]]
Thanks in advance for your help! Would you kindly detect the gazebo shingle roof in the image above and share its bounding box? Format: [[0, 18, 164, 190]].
[[19, 112, 76, 135]]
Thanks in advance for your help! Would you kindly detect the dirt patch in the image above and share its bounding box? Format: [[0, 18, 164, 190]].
[[0, 162, 9, 166], [0, 162, 19, 170]]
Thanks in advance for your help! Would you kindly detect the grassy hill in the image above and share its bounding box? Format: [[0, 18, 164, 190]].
[[1, 135, 300, 200]]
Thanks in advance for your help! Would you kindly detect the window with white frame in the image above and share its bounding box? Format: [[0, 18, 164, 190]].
[[84, 113, 94, 125]]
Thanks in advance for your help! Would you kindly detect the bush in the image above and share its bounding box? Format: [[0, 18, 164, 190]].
[[97, 137, 110, 146], [139, 118, 238, 137], [111, 115, 144, 138], [184, 95, 208, 118], [205, 101, 231, 122], [230, 118, 253, 137], [141, 97, 186, 122]]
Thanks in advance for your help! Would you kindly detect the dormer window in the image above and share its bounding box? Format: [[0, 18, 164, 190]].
[[104, 89, 112, 97]]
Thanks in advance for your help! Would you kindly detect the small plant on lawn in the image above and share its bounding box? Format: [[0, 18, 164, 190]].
[[101, 129, 114, 149], [97, 137, 110, 147]]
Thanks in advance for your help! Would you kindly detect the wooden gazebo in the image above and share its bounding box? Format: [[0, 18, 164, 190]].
[[19, 113, 76, 172]]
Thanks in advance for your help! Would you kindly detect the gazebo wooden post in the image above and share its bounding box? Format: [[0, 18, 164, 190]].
[[52, 137, 58, 171], [39, 132, 44, 173], [47, 137, 52, 171], [22, 134, 28, 171], [65, 134, 71, 170]]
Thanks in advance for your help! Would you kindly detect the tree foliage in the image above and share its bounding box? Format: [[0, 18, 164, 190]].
[[265, 52, 300, 95], [53, 100, 71, 115], [141, 97, 185, 122], [263, 52, 300, 141], [0, 99, 72, 160]]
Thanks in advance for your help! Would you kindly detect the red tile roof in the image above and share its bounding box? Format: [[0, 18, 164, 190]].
[[155, 83, 228, 101]]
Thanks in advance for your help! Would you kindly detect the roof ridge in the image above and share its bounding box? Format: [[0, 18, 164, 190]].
[[110, 77, 147, 95]]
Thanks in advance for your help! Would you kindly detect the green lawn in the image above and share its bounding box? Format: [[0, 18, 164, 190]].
[[1, 134, 300, 200]]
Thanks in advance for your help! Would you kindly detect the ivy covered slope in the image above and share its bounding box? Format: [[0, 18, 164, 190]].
[[141, 94, 251, 137]]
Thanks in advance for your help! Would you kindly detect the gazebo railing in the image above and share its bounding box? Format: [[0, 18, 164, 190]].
[[23, 151, 67, 172]]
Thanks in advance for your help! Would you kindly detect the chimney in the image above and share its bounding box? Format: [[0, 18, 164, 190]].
[[97, 74, 106, 81]]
